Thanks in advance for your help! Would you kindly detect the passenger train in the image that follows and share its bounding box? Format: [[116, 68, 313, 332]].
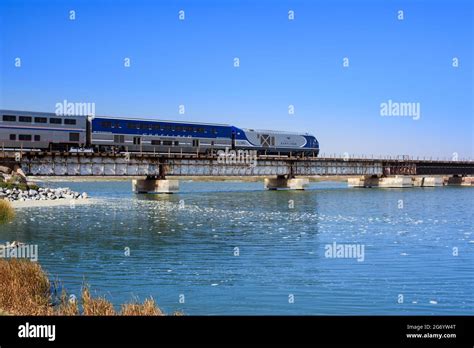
[[0, 110, 320, 156]]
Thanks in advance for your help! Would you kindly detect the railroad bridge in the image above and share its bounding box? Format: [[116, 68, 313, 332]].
[[1, 151, 473, 192]]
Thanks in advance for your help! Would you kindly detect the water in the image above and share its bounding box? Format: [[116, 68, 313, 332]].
[[1, 180, 473, 315]]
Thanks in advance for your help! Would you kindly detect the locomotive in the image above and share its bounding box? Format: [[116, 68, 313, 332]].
[[0, 110, 320, 156]]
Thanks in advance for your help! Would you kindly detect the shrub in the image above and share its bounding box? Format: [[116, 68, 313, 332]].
[[0, 200, 15, 224], [17, 183, 28, 191], [121, 298, 163, 316], [0, 259, 168, 316], [0, 259, 53, 315], [28, 184, 40, 191], [81, 286, 116, 316]]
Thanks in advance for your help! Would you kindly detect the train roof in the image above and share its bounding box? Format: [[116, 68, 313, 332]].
[[0, 109, 86, 118], [243, 128, 311, 136], [93, 115, 231, 127], [0, 109, 313, 135], [0, 110, 230, 127]]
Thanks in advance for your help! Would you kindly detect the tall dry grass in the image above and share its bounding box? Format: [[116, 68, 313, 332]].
[[0, 199, 15, 224], [81, 286, 116, 316], [0, 259, 166, 316], [0, 259, 52, 315], [121, 298, 163, 316]]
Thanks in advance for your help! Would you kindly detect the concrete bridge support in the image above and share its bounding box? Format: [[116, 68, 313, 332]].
[[132, 178, 179, 193], [348, 176, 412, 188], [446, 176, 474, 186], [349, 175, 455, 188], [264, 175, 309, 190], [412, 176, 444, 187]]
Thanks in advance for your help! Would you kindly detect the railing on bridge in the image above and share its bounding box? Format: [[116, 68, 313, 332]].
[[0, 151, 473, 177]]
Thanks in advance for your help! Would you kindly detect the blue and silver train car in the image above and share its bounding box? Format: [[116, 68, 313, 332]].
[[0, 110, 87, 151], [90, 116, 319, 155], [90, 116, 233, 153]]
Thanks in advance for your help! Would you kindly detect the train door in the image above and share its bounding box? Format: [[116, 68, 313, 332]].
[[231, 130, 236, 150], [259, 134, 274, 147]]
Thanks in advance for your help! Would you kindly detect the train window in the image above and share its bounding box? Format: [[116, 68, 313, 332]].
[[100, 121, 112, 128], [34, 117, 47, 123], [174, 141, 179, 146], [50, 118, 62, 124], [211, 141, 215, 146], [19, 134, 32, 141], [163, 140, 172, 146], [192, 139, 199, 147], [175, 126, 182, 132], [133, 137, 141, 145], [151, 140, 161, 145], [64, 119, 77, 125], [127, 123, 134, 129], [9, 134, 16, 141], [19, 116, 32, 122], [34, 135, 41, 141], [69, 133, 80, 142], [114, 135, 125, 143], [3, 115, 16, 122]]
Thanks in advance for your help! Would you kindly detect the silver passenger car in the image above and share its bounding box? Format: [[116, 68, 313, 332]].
[[0, 110, 87, 151]]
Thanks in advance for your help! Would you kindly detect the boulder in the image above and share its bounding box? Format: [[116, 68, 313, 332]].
[[0, 165, 12, 174], [13, 165, 27, 181]]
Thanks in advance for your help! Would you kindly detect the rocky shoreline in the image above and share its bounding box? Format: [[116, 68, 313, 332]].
[[0, 187, 88, 202], [1, 163, 88, 203]]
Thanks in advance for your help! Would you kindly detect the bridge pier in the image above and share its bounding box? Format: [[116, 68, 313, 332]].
[[412, 176, 444, 187], [132, 178, 179, 194], [349, 175, 454, 188], [348, 175, 413, 188], [264, 175, 309, 190], [446, 176, 474, 186]]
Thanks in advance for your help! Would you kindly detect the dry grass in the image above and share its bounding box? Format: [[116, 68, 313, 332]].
[[0, 199, 15, 224], [0, 259, 52, 315], [0, 259, 168, 316], [56, 292, 79, 316], [121, 298, 163, 316], [81, 286, 116, 316]]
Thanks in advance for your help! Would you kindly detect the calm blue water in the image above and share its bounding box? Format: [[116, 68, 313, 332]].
[[1, 180, 473, 315]]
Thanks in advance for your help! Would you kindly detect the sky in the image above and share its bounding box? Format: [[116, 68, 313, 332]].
[[0, 0, 472, 158]]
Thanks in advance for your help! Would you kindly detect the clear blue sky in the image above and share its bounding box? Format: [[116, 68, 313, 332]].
[[0, 0, 472, 158]]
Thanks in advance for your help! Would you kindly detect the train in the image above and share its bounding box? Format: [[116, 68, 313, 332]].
[[0, 110, 320, 156]]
